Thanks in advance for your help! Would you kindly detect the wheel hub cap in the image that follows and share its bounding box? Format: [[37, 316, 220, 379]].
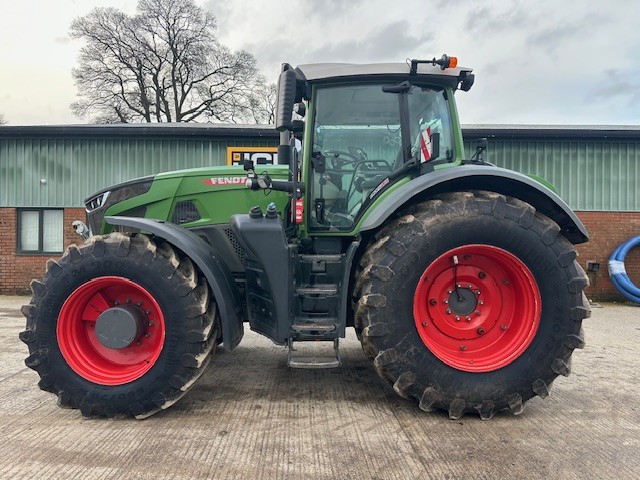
[[448, 288, 477, 316], [95, 305, 147, 349]]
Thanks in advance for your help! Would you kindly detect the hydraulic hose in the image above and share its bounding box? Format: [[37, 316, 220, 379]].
[[608, 235, 640, 303]]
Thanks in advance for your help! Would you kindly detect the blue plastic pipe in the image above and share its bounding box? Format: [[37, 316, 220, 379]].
[[608, 235, 640, 304]]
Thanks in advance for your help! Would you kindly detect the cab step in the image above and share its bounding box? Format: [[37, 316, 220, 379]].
[[287, 338, 341, 369]]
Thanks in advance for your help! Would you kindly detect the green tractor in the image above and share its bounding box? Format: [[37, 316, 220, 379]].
[[21, 55, 590, 420]]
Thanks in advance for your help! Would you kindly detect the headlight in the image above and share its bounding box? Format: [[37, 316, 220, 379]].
[[84, 175, 154, 234], [85, 191, 111, 213]]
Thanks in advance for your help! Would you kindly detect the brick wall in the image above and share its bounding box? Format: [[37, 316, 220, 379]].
[[574, 211, 640, 301], [0, 207, 85, 295], [1, 207, 639, 301]]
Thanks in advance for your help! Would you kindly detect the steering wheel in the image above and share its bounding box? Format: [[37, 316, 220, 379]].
[[323, 150, 359, 169]]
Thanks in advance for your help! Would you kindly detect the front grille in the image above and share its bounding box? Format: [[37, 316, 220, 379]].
[[172, 201, 201, 225]]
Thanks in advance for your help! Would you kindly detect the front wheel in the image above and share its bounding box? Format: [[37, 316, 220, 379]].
[[20, 233, 219, 418], [354, 191, 590, 419]]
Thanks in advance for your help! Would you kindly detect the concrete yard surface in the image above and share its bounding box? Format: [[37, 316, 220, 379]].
[[1, 295, 639, 479]]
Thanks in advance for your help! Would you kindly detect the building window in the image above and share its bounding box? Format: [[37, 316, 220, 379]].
[[17, 209, 64, 254]]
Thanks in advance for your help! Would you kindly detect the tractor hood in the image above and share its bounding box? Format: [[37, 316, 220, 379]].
[[85, 165, 291, 235]]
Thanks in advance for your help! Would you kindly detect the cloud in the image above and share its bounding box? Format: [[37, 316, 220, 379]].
[[54, 36, 72, 45], [297, 0, 365, 12], [304, 20, 434, 63], [591, 68, 640, 106], [527, 13, 605, 53], [463, 5, 530, 36], [433, 0, 475, 8]]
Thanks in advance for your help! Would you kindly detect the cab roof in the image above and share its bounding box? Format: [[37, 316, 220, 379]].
[[295, 61, 473, 90]]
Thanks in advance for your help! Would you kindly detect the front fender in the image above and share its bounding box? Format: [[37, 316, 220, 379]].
[[105, 216, 244, 351], [360, 166, 589, 244]]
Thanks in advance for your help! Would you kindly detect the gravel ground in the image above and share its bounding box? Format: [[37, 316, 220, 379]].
[[1, 295, 639, 479]]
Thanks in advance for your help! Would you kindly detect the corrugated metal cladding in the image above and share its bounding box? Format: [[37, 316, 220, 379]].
[[1, 124, 639, 211], [463, 125, 640, 212], [0, 125, 278, 207]]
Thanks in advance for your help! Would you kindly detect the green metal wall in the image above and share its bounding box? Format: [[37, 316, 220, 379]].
[[463, 132, 640, 212], [1, 125, 639, 211], [0, 132, 277, 207]]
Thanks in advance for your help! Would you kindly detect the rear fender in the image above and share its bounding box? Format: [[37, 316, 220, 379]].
[[360, 166, 589, 244], [105, 216, 243, 351]]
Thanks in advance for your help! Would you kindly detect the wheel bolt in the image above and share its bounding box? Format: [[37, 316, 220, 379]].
[[466, 316, 471, 322], [136, 341, 142, 346], [455, 315, 460, 321], [114, 300, 120, 306], [445, 309, 452, 314], [477, 327, 485, 334], [456, 284, 461, 288], [145, 309, 152, 315], [447, 290, 453, 294], [429, 298, 437, 305], [137, 301, 143, 306], [148, 321, 154, 327], [443, 299, 449, 304], [145, 332, 151, 338], [479, 300, 484, 305], [474, 310, 481, 316], [475, 290, 481, 295], [467, 284, 473, 288], [501, 324, 507, 330]]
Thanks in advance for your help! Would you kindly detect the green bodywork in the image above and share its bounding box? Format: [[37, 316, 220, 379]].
[[100, 165, 291, 234]]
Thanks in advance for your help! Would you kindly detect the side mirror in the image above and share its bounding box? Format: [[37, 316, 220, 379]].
[[275, 67, 297, 132], [475, 137, 488, 162], [293, 102, 306, 117]]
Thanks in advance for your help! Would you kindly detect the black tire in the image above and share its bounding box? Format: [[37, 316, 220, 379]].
[[19, 233, 220, 419], [354, 191, 590, 419]]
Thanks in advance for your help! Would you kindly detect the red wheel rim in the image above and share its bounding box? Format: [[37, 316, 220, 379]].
[[57, 276, 166, 385], [414, 245, 541, 372]]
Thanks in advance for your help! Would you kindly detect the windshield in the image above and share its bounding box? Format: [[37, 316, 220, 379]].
[[309, 83, 453, 230]]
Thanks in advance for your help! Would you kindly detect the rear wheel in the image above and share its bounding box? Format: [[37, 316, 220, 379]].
[[354, 191, 590, 419], [20, 233, 219, 419]]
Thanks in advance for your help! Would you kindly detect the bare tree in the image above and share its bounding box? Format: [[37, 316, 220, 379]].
[[0, 114, 7, 125], [248, 82, 277, 124], [70, 0, 263, 123]]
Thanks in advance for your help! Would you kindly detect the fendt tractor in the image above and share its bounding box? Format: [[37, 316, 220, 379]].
[[21, 55, 590, 420]]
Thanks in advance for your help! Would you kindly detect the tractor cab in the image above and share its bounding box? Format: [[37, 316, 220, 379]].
[[244, 55, 474, 233], [307, 81, 455, 230]]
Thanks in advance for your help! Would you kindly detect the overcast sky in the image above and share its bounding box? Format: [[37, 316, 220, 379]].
[[1, 0, 638, 125]]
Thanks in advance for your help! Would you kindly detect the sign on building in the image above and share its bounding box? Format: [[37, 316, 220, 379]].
[[226, 146, 278, 166]]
